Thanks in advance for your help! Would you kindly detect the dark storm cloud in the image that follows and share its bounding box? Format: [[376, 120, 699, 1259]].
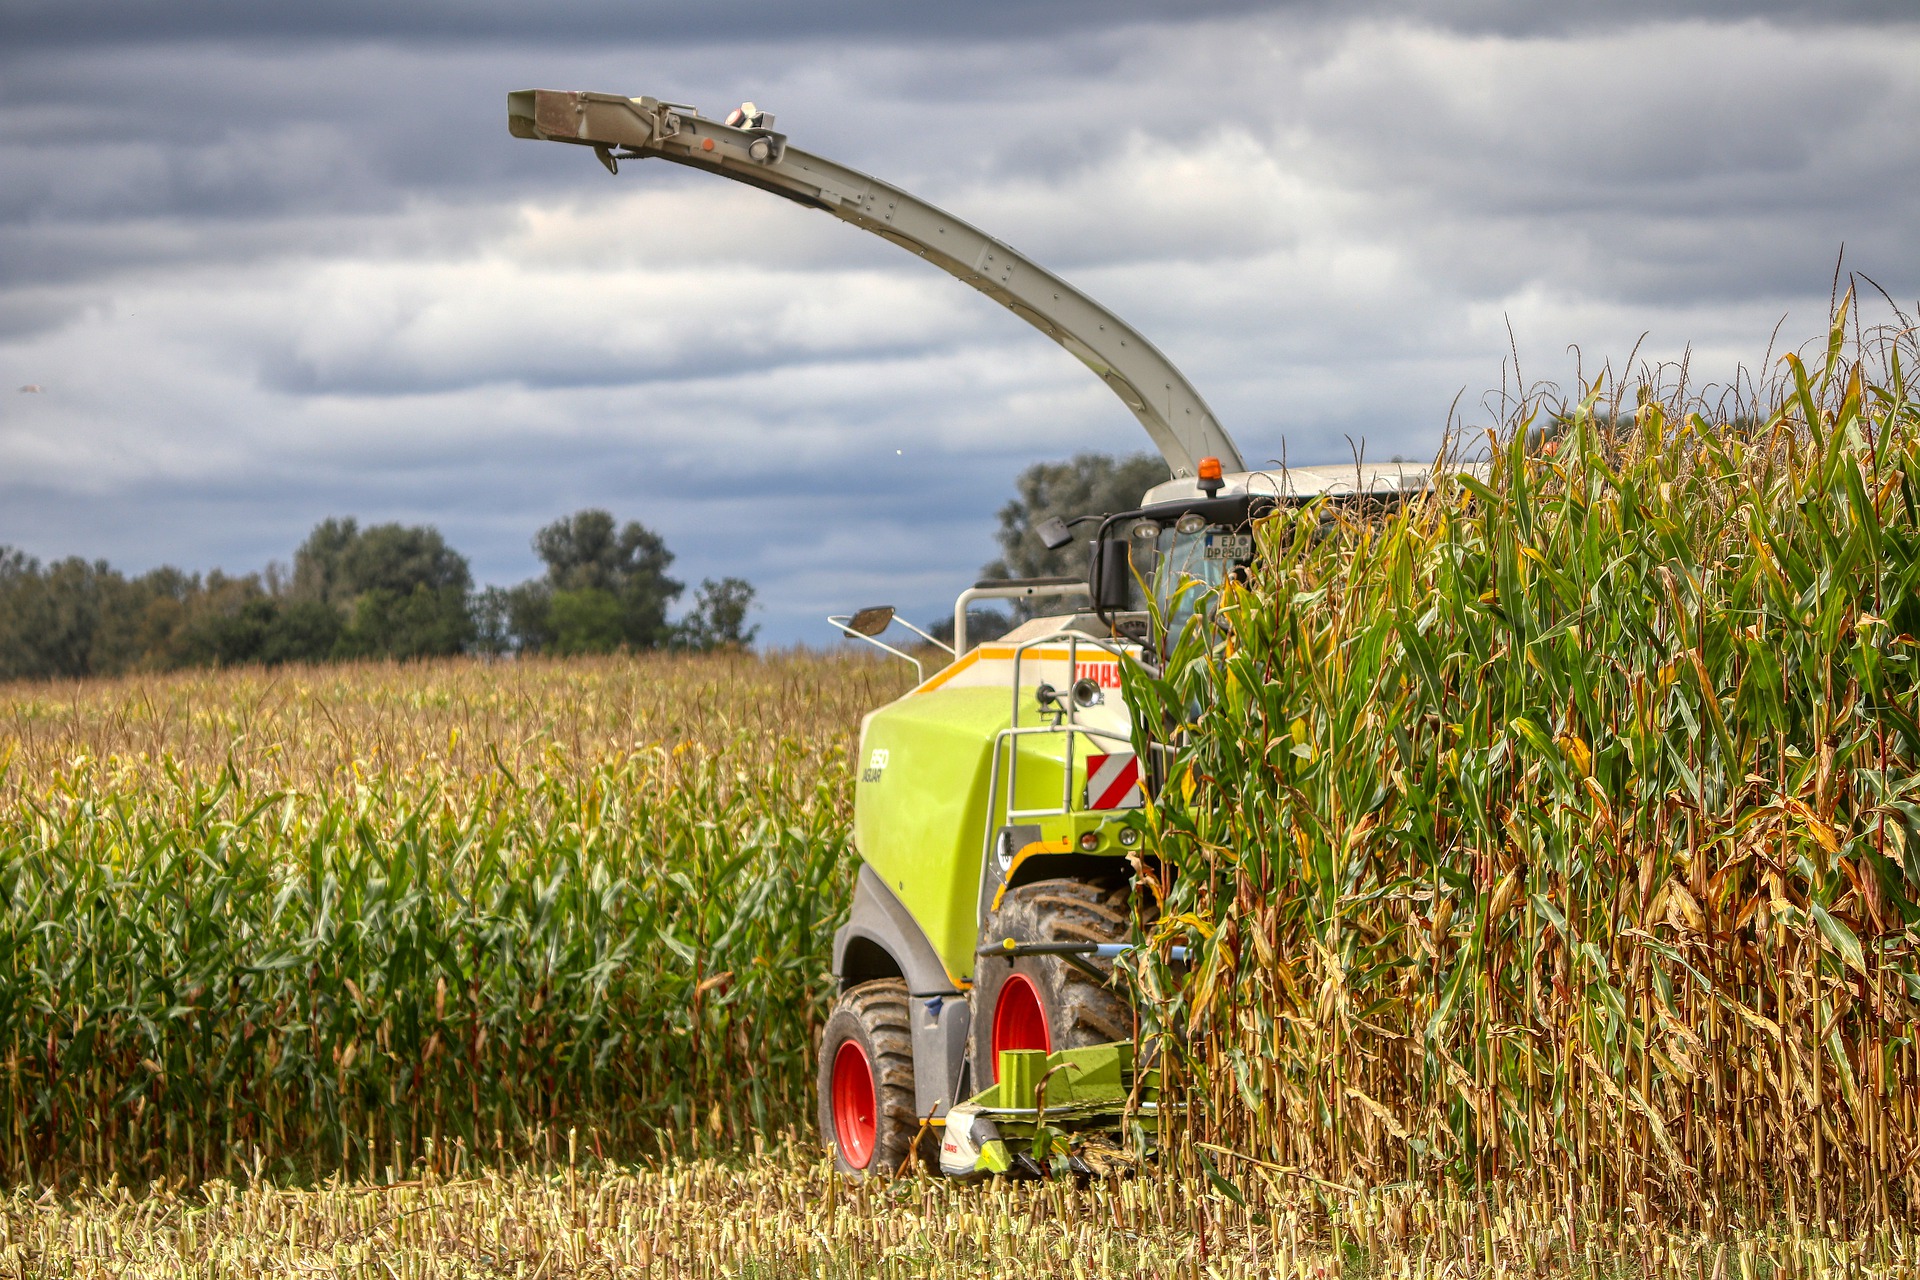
[[0, 0, 1269, 46], [1, 0, 1912, 47]]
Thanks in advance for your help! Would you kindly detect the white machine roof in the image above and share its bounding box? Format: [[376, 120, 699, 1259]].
[[1141, 461, 1485, 506]]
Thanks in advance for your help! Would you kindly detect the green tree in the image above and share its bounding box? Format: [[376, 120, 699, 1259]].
[[469, 586, 517, 656], [170, 571, 284, 668], [926, 451, 1169, 648], [260, 599, 343, 665], [0, 548, 62, 680], [26, 556, 110, 678], [0, 520, 469, 680], [512, 509, 685, 653], [126, 566, 201, 669], [289, 517, 359, 606], [673, 577, 758, 651], [291, 518, 474, 659], [0, 550, 151, 680], [341, 587, 470, 660], [982, 451, 1168, 584], [189, 593, 279, 667], [340, 523, 472, 602], [547, 589, 627, 655]]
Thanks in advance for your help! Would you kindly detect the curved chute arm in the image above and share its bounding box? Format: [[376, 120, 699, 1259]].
[[508, 89, 1243, 478]]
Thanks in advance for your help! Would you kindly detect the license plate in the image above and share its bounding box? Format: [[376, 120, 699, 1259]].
[[1204, 534, 1252, 560]]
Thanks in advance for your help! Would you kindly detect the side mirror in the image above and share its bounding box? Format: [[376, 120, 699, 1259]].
[[1091, 539, 1131, 613], [1036, 516, 1074, 551], [846, 605, 895, 636]]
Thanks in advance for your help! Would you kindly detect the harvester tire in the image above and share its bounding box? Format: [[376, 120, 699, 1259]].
[[971, 877, 1143, 1090], [817, 978, 930, 1177]]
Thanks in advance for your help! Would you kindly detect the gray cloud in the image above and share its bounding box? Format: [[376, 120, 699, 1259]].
[[2, 8, 1916, 643]]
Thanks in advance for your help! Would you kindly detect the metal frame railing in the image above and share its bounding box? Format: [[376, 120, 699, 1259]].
[[952, 578, 1089, 656], [970, 629, 1188, 947], [974, 631, 1136, 880]]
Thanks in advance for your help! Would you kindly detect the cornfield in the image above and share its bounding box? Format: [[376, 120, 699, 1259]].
[[1128, 296, 1920, 1226], [12, 305, 1920, 1272], [0, 651, 909, 1185]]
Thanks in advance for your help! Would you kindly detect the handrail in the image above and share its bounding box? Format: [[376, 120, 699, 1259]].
[[1006, 630, 1134, 817], [968, 632, 1142, 942], [974, 720, 1135, 940], [952, 577, 1089, 655], [971, 631, 1138, 904], [994, 723, 1134, 823]]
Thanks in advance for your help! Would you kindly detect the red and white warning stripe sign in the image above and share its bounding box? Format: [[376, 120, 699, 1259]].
[[1084, 752, 1144, 810]]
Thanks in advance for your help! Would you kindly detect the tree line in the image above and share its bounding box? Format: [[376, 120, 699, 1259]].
[[0, 509, 755, 682]]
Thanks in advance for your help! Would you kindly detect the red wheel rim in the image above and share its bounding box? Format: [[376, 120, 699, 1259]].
[[830, 1038, 877, 1169], [990, 972, 1051, 1080]]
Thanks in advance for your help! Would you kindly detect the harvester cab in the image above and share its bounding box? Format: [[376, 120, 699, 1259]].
[[507, 88, 1424, 1177]]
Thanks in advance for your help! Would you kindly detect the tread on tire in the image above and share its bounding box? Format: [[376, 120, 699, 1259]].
[[970, 876, 1147, 1090], [817, 978, 930, 1176]]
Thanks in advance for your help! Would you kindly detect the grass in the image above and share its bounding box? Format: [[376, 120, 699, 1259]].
[[0, 651, 909, 1185]]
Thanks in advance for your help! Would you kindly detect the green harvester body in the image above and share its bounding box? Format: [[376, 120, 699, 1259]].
[[854, 673, 1126, 985]]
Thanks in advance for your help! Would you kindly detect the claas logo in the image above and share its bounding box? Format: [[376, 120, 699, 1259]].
[[1075, 661, 1122, 690]]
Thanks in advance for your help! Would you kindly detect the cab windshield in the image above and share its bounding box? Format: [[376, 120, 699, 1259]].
[[1125, 517, 1251, 639]]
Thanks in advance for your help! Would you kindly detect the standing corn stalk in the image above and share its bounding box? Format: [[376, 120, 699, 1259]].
[[0, 652, 904, 1185], [1128, 297, 1920, 1224]]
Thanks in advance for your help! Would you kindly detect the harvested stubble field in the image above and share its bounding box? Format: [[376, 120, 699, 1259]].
[[7, 1144, 1920, 1278]]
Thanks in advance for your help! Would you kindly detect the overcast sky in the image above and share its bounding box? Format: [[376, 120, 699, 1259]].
[[2, 3, 1915, 645]]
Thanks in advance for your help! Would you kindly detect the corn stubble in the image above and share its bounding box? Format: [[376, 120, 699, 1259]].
[[0, 651, 908, 1185], [1128, 298, 1920, 1228], [7, 1140, 1917, 1278]]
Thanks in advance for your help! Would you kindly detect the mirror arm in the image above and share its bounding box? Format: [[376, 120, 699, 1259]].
[[825, 615, 925, 683], [1037, 511, 1108, 552], [888, 615, 956, 657]]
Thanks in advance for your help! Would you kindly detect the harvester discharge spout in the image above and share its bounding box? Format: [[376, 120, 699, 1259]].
[[507, 88, 1245, 479]]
